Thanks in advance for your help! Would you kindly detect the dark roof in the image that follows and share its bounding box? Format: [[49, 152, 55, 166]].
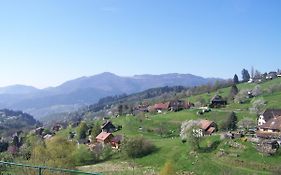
[[101, 121, 116, 129], [211, 95, 226, 102], [261, 109, 281, 121], [260, 116, 281, 130]]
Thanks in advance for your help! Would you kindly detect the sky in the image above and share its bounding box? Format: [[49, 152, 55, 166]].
[[0, 0, 280, 88]]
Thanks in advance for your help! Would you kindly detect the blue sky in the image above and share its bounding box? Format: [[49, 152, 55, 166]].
[[0, 0, 280, 88]]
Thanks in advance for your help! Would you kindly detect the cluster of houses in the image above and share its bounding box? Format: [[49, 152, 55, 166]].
[[95, 121, 123, 149], [133, 99, 194, 115], [31, 120, 123, 150], [248, 71, 281, 83]]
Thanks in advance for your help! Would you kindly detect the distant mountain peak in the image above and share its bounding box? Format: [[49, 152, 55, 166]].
[[0, 85, 39, 95]]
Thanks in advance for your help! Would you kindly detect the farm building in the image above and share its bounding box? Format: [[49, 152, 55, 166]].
[[101, 121, 117, 133], [96, 132, 114, 144], [199, 120, 218, 136], [257, 116, 281, 139], [209, 95, 227, 108], [257, 109, 281, 126]]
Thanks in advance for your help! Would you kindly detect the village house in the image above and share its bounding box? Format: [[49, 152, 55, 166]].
[[169, 100, 193, 112], [34, 127, 44, 136], [96, 132, 114, 144], [153, 102, 170, 113], [257, 109, 281, 126], [52, 123, 65, 132], [101, 121, 117, 133], [209, 95, 227, 108], [256, 116, 281, 139], [199, 120, 217, 136], [133, 104, 149, 115], [266, 71, 278, 80]]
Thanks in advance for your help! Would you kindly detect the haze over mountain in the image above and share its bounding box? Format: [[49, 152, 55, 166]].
[[0, 72, 223, 119]]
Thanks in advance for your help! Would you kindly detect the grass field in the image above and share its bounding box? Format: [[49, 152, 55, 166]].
[[77, 78, 281, 175]]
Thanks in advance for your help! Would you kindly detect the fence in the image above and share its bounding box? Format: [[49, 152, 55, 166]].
[[0, 161, 101, 175]]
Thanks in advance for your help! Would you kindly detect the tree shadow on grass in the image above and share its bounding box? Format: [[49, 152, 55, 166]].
[[198, 140, 221, 153]]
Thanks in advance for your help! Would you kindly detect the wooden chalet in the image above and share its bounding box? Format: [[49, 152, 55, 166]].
[[257, 116, 281, 139], [199, 120, 217, 136], [101, 121, 117, 133], [209, 95, 227, 108], [258, 109, 281, 126]]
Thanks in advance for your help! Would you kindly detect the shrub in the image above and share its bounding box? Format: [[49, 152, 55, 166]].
[[220, 112, 237, 131], [267, 84, 281, 94], [252, 85, 262, 96], [234, 89, 249, 104], [249, 97, 266, 114], [122, 137, 156, 158], [71, 145, 96, 165]]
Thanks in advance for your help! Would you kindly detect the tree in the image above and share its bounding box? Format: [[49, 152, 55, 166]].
[[254, 70, 262, 79], [0, 141, 9, 152], [228, 84, 239, 101], [77, 121, 89, 140], [241, 69, 250, 82], [180, 120, 201, 151], [221, 112, 237, 131], [118, 104, 123, 115], [237, 118, 256, 130], [251, 66, 255, 79], [122, 137, 156, 158], [252, 85, 262, 96], [30, 136, 77, 168], [91, 121, 102, 138], [233, 74, 239, 84], [249, 98, 266, 115], [234, 89, 249, 104]]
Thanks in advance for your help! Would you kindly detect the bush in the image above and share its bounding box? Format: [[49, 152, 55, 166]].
[[252, 85, 262, 96], [122, 137, 156, 158], [234, 89, 249, 104], [220, 112, 237, 131], [267, 84, 281, 94], [71, 145, 96, 165], [249, 97, 266, 114]]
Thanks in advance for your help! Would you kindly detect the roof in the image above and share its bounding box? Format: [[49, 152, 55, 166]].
[[211, 95, 225, 102], [206, 127, 216, 134], [101, 121, 116, 129], [261, 109, 281, 121], [256, 131, 281, 139], [154, 102, 170, 110], [96, 132, 113, 141], [200, 120, 214, 130], [260, 116, 281, 130]]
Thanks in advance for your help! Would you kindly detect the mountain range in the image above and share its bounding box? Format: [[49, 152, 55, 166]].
[[0, 72, 222, 119]]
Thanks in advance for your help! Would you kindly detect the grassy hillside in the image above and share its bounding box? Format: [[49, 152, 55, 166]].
[[75, 78, 281, 174]]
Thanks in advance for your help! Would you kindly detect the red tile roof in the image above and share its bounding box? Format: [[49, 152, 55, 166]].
[[96, 132, 113, 141], [200, 120, 214, 130], [153, 102, 170, 110]]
